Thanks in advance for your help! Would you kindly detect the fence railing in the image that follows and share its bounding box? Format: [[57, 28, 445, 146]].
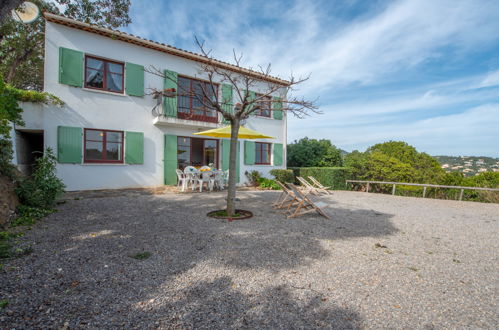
[[345, 180, 499, 201]]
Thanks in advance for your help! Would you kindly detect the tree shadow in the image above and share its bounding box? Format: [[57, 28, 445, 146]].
[[136, 276, 362, 329]]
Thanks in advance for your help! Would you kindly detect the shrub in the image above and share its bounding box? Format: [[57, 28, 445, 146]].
[[257, 177, 281, 190], [269, 169, 294, 183], [245, 170, 262, 186], [16, 148, 65, 209], [289, 167, 351, 190]]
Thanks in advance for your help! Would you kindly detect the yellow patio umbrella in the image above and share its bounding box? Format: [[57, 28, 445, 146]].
[[193, 125, 274, 139]]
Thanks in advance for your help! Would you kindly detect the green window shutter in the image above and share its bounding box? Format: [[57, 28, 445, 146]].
[[221, 84, 233, 124], [222, 139, 240, 183], [125, 63, 144, 96], [125, 131, 144, 164], [248, 90, 256, 114], [244, 141, 255, 165], [164, 134, 177, 185], [59, 47, 83, 87], [57, 126, 82, 163], [163, 70, 178, 117], [273, 143, 283, 166], [273, 97, 283, 120]]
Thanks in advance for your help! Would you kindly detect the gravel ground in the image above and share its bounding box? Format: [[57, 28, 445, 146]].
[[1, 190, 498, 329]]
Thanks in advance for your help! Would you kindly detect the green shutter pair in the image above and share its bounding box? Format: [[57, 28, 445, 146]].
[[221, 139, 240, 183], [243, 141, 283, 166], [57, 126, 144, 164], [59, 47, 144, 96]]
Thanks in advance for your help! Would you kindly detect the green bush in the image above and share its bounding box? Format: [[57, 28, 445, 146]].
[[257, 177, 281, 190], [245, 170, 262, 186], [289, 167, 351, 190], [269, 169, 294, 183], [16, 148, 65, 209]]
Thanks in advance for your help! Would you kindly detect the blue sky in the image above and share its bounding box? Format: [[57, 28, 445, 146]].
[[124, 0, 499, 157]]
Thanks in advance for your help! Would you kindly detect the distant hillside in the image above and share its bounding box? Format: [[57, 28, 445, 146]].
[[433, 155, 499, 176]]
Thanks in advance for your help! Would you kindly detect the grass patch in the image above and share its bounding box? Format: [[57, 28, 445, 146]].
[[407, 267, 419, 272], [453, 258, 461, 264], [131, 252, 152, 260], [210, 210, 243, 217], [374, 243, 388, 249], [11, 206, 54, 228], [0, 300, 8, 309]]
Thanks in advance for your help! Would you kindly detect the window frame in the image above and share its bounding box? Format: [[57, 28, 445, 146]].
[[255, 142, 272, 165], [84, 128, 124, 164], [84, 55, 125, 94], [254, 93, 272, 118], [177, 75, 219, 123]]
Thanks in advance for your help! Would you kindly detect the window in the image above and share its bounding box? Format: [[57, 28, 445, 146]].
[[255, 142, 271, 165], [85, 56, 124, 93], [255, 94, 272, 117], [84, 129, 124, 163], [177, 76, 218, 122]]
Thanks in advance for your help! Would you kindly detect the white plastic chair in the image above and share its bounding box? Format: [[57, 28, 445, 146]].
[[197, 171, 214, 192], [213, 170, 225, 190], [200, 165, 211, 170], [184, 166, 200, 191], [176, 169, 188, 192]]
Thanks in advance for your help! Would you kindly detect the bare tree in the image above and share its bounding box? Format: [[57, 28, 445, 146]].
[[146, 39, 318, 216]]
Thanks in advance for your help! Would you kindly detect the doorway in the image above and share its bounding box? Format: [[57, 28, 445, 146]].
[[177, 136, 218, 170], [15, 130, 44, 176]]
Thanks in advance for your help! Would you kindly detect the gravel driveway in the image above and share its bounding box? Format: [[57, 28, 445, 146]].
[[1, 190, 498, 329]]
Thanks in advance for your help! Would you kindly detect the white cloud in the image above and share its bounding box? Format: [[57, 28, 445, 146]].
[[479, 70, 499, 88]]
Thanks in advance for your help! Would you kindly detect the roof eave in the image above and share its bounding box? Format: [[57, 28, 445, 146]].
[[43, 12, 291, 87]]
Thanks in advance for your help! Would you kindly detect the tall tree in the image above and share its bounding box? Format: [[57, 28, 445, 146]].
[[287, 137, 343, 167], [148, 40, 318, 216], [0, 0, 131, 90]]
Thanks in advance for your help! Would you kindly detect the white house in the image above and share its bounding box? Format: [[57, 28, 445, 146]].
[[12, 13, 289, 191]]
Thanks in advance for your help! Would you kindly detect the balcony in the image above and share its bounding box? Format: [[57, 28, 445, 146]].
[[153, 114, 222, 129]]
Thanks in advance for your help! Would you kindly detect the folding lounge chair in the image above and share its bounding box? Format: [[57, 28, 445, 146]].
[[307, 176, 332, 195], [296, 176, 321, 195], [273, 181, 300, 209], [285, 183, 331, 219]]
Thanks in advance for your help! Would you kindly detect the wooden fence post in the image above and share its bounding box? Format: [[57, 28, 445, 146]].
[[366, 182, 370, 193], [459, 189, 464, 201], [392, 184, 396, 195], [423, 186, 427, 198]]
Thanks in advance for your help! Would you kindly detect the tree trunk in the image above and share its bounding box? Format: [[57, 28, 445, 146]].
[[0, 0, 24, 23], [226, 119, 240, 216]]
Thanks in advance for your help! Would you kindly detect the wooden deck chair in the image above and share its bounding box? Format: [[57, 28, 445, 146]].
[[273, 181, 300, 209], [307, 176, 332, 195], [285, 183, 331, 219], [296, 176, 321, 195]]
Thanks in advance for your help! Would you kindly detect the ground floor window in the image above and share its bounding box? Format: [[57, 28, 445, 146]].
[[255, 142, 271, 165], [84, 128, 124, 163], [177, 137, 218, 170]]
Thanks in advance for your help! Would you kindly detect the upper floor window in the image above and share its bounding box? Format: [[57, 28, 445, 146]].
[[177, 76, 218, 123], [84, 128, 124, 163], [255, 94, 272, 117], [85, 56, 124, 93], [255, 142, 271, 165]]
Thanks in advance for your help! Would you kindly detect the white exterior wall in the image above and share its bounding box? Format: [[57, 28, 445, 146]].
[[15, 22, 287, 191]]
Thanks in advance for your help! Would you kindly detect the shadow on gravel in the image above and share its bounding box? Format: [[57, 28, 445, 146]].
[[135, 276, 362, 329], [0, 191, 391, 328]]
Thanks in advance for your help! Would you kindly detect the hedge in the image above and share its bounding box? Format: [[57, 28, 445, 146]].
[[289, 167, 351, 190], [269, 169, 294, 183]]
